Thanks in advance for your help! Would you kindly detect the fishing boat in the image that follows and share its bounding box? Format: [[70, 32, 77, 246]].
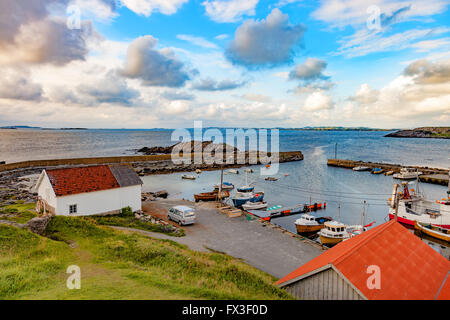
[[227, 169, 239, 174], [232, 191, 264, 207], [371, 168, 384, 174], [181, 174, 196, 180], [236, 170, 254, 192], [194, 190, 229, 202], [295, 214, 332, 235], [318, 221, 349, 245], [213, 182, 234, 190], [393, 167, 423, 180], [352, 166, 370, 171], [384, 170, 394, 176], [242, 201, 268, 211], [388, 178, 450, 228], [414, 221, 450, 243], [265, 177, 278, 181]]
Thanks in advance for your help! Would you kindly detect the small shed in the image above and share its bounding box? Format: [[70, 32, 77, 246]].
[[277, 220, 450, 300], [35, 164, 142, 216]]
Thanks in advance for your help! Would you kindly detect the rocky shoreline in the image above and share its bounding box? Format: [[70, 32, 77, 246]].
[[385, 127, 450, 139]]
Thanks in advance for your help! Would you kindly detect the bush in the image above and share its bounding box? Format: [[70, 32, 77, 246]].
[[120, 206, 133, 217]]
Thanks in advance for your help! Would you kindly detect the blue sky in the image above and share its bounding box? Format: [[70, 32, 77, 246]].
[[0, 0, 449, 128]]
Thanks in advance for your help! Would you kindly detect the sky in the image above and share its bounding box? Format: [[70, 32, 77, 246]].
[[0, 0, 449, 129]]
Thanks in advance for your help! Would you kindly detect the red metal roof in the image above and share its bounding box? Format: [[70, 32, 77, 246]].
[[277, 220, 450, 300], [46, 165, 120, 197]]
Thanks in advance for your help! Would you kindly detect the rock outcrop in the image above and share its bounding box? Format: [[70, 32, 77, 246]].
[[26, 215, 52, 235], [385, 127, 450, 139]]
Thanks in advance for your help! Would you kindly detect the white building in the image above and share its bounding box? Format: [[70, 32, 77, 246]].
[[35, 164, 142, 216]]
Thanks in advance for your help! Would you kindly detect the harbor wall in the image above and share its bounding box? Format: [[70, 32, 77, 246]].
[[0, 151, 304, 173], [327, 158, 449, 186]]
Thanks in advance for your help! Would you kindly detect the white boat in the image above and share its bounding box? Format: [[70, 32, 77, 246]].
[[227, 169, 239, 174], [242, 201, 268, 210], [393, 167, 423, 180], [353, 166, 370, 171], [388, 179, 450, 228], [244, 168, 254, 173], [214, 182, 234, 190], [181, 174, 196, 180]]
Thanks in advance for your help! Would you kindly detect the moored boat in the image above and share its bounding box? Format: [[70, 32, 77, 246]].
[[295, 214, 332, 235], [194, 190, 229, 202], [414, 221, 450, 243], [393, 167, 423, 180], [227, 169, 239, 174], [384, 170, 394, 176], [182, 174, 196, 180], [371, 168, 384, 174], [318, 221, 349, 245], [242, 201, 268, 211], [353, 166, 370, 171], [265, 177, 278, 181], [214, 182, 234, 190]]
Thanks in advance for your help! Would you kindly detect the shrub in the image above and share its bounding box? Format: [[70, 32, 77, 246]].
[[120, 206, 133, 217]]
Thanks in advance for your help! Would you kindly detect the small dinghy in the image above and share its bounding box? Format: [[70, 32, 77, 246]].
[[182, 175, 196, 180], [242, 201, 268, 211], [214, 182, 234, 190], [371, 168, 384, 174], [245, 168, 254, 173], [265, 177, 278, 181], [352, 166, 370, 171], [194, 190, 229, 202], [415, 221, 450, 243], [227, 169, 239, 174]]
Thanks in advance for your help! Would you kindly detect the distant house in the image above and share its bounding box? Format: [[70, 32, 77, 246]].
[[35, 164, 142, 216], [277, 220, 450, 300]]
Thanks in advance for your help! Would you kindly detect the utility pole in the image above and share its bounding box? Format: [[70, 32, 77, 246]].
[[218, 165, 224, 202], [362, 200, 366, 227]]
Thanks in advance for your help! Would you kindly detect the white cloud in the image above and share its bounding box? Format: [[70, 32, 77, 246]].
[[411, 38, 450, 52], [290, 58, 329, 81], [202, 0, 259, 23], [120, 0, 188, 16], [303, 91, 334, 111], [215, 34, 229, 40], [176, 34, 218, 49], [120, 35, 192, 87], [192, 77, 246, 91], [0, 69, 43, 101], [226, 9, 305, 67]]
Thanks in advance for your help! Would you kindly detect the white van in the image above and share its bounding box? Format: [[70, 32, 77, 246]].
[[168, 205, 196, 225]]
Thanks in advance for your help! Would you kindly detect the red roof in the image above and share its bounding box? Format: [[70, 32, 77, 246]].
[[277, 220, 450, 300], [46, 165, 120, 197]]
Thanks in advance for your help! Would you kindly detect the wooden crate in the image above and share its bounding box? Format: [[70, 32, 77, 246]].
[[227, 209, 242, 218]]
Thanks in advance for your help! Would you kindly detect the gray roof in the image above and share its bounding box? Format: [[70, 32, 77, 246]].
[[109, 164, 142, 187]]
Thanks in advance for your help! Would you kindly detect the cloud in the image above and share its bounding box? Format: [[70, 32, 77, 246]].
[[192, 77, 246, 91], [120, 0, 188, 16], [240, 93, 272, 102], [225, 9, 305, 67], [403, 58, 450, 84], [293, 81, 335, 94], [0, 69, 43, 100], [411, 38, 450, 52], [0, 1, 95, 65], [176, 34, 218, 49], [289, 58, 329, 81], [303, 91, 334, 111], [202, 0, 259, 23], [162, 91, 195, 100], [76, 72, 140, 105], [348, 58, 450, 120], [120, 35, 192, 87], [215, 34, 229, 40]]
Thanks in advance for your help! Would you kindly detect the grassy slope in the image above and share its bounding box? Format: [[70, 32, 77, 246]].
[[0, 215, 291, 300]]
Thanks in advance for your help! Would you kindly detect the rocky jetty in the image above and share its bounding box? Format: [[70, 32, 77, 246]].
[[385, 127, 450, 139], [137, 141, 239, 155]]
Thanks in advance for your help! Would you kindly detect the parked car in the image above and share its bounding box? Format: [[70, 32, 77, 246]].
[[167, 205, 196, 225]]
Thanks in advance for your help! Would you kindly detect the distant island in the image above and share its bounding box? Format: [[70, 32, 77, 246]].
[[284, 126, 391, 131], [385, 127, 450, 139]]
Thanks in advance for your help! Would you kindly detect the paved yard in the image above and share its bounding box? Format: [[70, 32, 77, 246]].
[[123, 199, 323, 279]]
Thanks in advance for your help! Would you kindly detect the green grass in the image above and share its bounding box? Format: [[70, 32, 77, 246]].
[[0, 215, 292, 300], [0, 202, 37, 224]]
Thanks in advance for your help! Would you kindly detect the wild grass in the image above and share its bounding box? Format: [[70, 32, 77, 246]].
[[0, 215, 291, 300], [0, 201, 37, 224]]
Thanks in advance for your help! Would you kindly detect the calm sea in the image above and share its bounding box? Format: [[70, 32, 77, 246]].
[[1, 128, 449, 255]]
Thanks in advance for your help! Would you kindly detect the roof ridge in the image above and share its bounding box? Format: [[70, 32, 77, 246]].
[[333, 220, 396, 265]]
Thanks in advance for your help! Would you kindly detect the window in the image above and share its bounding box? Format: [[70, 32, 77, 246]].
[[69, 204, 77, 214]]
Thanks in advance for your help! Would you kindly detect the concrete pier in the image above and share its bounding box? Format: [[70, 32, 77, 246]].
[[327, 158, 449, 186]]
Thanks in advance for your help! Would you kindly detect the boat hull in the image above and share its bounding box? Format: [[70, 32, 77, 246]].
[[414, 221, 450, 242], [296, 224, 323, 234], [319, 234, 345, 245], [388, 214, 450, 229]]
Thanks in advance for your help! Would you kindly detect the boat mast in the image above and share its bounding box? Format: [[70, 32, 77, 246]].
[[338, 200, 341, 223], [362, 200, 366, 227], [218, 165, 224, 202]]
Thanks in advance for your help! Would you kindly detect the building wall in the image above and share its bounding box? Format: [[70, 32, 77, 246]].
[[37, 172, 57, 209], [284, 268, 364, 300], [55, 184, 142, 216]]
